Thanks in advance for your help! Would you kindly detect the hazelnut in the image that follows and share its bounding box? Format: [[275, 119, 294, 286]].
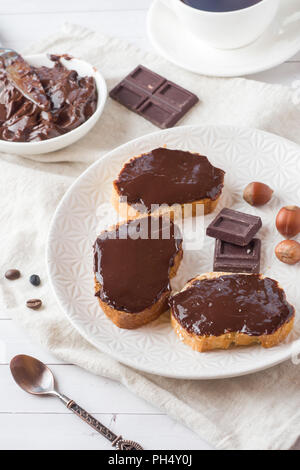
[[275, 240, 300, 265], [243, 182, 273, 206], [276, 205, 300, 238]]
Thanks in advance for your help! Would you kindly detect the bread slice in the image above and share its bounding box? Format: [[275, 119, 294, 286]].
[[112, 183, 220, 220], [94, 216, 183, 329], [170, 272, 295, 352], [112, 148, 225, 220]]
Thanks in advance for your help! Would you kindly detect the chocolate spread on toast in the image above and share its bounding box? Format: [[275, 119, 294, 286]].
[[94, 216, 182, 313], [114, 148, 225, 212], [170, 274, 294, 337]]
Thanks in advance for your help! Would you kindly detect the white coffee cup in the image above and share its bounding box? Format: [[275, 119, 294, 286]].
[[160, 0, 280, 49]]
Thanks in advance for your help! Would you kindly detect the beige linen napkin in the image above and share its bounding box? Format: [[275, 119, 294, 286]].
[[2, 23, 300, 450]]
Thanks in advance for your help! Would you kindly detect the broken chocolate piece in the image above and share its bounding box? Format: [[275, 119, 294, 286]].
[[206, 208, 262, 246], [109, 65, 198, 129], [213, 238, 261, 273]]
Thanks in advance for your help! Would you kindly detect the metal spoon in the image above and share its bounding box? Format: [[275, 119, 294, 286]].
[[10, 354, 143, 450], [0, 48, 50, 110]]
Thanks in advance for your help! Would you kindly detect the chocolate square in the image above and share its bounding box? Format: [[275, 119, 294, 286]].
[[154, 81, 198, 113], [126, 65, 165, 94], [206, 208, 262, 246], [214, 238, 261, 274], [138, 97, 184, 129], [109, 80, 148, 111], [109, 65, 199, 129]]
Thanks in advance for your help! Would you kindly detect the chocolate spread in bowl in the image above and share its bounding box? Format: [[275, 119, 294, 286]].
[[0, 54, 97, 142], [94, 215, 182, 313], [170, 274, 295, 337], [114, 148, 225, 213]]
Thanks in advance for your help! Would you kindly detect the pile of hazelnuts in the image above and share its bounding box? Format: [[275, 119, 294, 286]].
[[243, 182, 300, 266]]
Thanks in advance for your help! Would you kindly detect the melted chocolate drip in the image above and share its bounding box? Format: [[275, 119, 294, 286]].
[[114, 148, 225, 212], [94, 216, 182, 313], [0, 54, 97, 142], [170, 274, 294, 337]]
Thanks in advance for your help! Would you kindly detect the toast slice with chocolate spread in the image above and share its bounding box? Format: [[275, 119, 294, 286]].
[[94, 215, 183, 329], [112, 147, 225, 219], [169, 272, 295, 352]]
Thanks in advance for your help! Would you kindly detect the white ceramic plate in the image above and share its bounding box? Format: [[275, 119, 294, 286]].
[[0, 54, 107, 155], [47, 125, 300, 379], [147, 0, 300, 77]]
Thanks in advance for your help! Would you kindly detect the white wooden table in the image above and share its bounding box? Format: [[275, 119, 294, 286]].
[[1, 0, 300, 451]]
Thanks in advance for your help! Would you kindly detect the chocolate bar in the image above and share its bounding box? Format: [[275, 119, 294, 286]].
[[206, 208, 262, 246], [109, 65, 199, 129], [213, 238, 261, 274]]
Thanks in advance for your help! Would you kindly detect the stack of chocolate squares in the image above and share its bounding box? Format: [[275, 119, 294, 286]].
[[206, 208, 262, 273]]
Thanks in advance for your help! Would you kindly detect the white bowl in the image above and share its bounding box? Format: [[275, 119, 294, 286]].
[[0, 54, 107, 155]]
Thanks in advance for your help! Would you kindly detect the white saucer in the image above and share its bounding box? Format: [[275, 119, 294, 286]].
[[147, 0, 300, 77]]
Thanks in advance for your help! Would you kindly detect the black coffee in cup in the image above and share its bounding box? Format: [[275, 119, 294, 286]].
[[181, 0, 262, 12]]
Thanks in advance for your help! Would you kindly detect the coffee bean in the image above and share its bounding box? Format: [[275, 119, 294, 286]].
[[5, 269, 21, 280], [30, 274, 40, 286], [26, 299, 42, 310]]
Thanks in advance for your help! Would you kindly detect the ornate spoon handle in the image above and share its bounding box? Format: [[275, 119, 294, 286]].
[[64, 398, 143, 450]]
